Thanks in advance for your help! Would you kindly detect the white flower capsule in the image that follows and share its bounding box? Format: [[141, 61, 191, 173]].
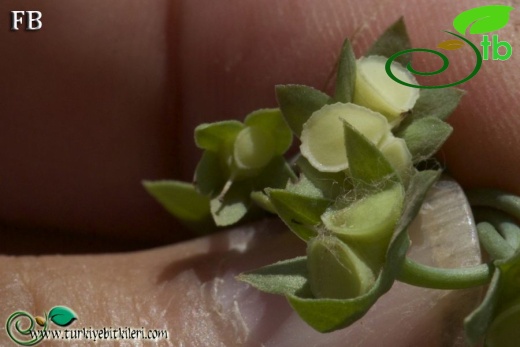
[[300, 103, 390, 172], [354, 55, 419, 126]]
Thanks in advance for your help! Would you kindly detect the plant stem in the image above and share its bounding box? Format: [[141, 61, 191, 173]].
[[397, 257, 493, 289], [217, 176, 235, 202]]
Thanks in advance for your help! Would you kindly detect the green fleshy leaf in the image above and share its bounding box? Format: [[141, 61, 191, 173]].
[[268, 188, 330, 241], [412, 88, 464, 121], [48, 306, 77, 327], [276, 84, 330, 138], [343, 121, 398, 186], [143, 180, 212, 228], [294, 156, 347, 199], [366, 18, 412, 65], [395, 116, 453, 164], [453, 5, 514, 36], [248, 171, 440, 332], [253, 156, 297, 191], [244, 108, 293, 155], [237, 257, 309, 295], [334, 38, 356, 103], [210, 181, 252, 226], [194, 120, 244, 151], [194, 151, 226, 196]]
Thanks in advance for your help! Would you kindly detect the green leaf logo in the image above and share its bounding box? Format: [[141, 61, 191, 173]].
[[48, 306, 77, 327], [453, 5, 514, 35]]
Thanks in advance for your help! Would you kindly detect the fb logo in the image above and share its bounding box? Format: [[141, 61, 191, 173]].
[[11, 11, 43, 31]]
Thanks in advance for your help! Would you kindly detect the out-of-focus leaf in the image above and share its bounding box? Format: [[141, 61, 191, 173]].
[[395, 116, 453, 164], [244, 108, 293, 155], [194, 120, 244, 151], [276, 84, 330, 138], [143, 180, 211, 223], [210, 199, 246, 226], [199, 155, 294, 226], [437, 39, 465, 50], [210, 181, 252, 226], [334, 38, 356, 103], [253, 156, 297, 191], [366, 18, 412, 65], [411, 88, 464, 121], [453, 5, 514, 35], [194, 151, 226, 196]]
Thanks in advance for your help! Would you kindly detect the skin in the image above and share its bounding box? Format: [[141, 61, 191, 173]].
[[0, 0, 519, 345]]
